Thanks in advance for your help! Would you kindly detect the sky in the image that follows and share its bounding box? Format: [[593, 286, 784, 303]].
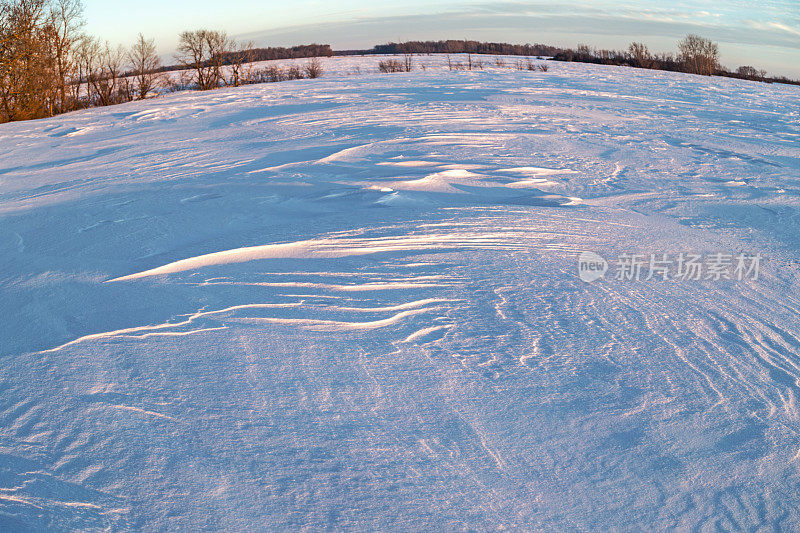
[[83, 0, 800, 78]]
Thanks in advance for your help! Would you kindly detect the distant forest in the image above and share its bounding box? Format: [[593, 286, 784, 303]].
[[166, 44, 335, 73], [349, 40, 562, 57]]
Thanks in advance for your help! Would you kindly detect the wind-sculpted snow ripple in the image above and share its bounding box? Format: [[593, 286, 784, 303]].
[[2, 58, 800, 530]]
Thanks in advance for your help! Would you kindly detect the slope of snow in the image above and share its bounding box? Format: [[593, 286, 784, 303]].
[[1, 57, 800, 530]]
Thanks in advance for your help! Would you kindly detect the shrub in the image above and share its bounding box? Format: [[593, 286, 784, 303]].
[[378, 59, 403, 73], [515, 59, 535, 70], [378, 60, 399, 73], [286, 65, 303, 80], [304, 58, 323, 79]]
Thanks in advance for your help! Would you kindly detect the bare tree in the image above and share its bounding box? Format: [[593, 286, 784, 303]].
[[628, 42, 653, 69], [128, 33, 161, 99], [0, 0, 165, 121], [0, 0, 18, 119], [86, 40, 126, 106], [402, 53, 413, 72], [678, 34, 719, 76], [73, 32, 97, 105], [576, 43, 593, 57], [225, 39, 254, 87], [176, 29, 229, 90], [0, 0, 57, 121], [46, 0, 82, 113]]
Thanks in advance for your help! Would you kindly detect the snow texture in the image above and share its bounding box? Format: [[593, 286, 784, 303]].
[[1, 55, 800, 530]]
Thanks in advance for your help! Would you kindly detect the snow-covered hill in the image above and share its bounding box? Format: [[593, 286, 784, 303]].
[[1, 57, 800, 530]]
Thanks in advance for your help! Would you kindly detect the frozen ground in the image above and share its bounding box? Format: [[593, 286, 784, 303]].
[[1, 55, 800, 530]]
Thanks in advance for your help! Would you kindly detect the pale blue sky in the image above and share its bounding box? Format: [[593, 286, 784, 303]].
[[83, 1, 800, 77]]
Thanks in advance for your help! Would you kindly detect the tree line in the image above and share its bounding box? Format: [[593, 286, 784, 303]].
[[552, 36, 798, 85], [0, 0, 328, 123], [361, 40, 562, 57], [354, 37, 797, 86], [215, 44, 332, 66], [2, 0, 796, 124]]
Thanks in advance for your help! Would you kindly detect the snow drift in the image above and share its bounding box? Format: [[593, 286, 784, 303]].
[[1, 56, 800, 530]]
